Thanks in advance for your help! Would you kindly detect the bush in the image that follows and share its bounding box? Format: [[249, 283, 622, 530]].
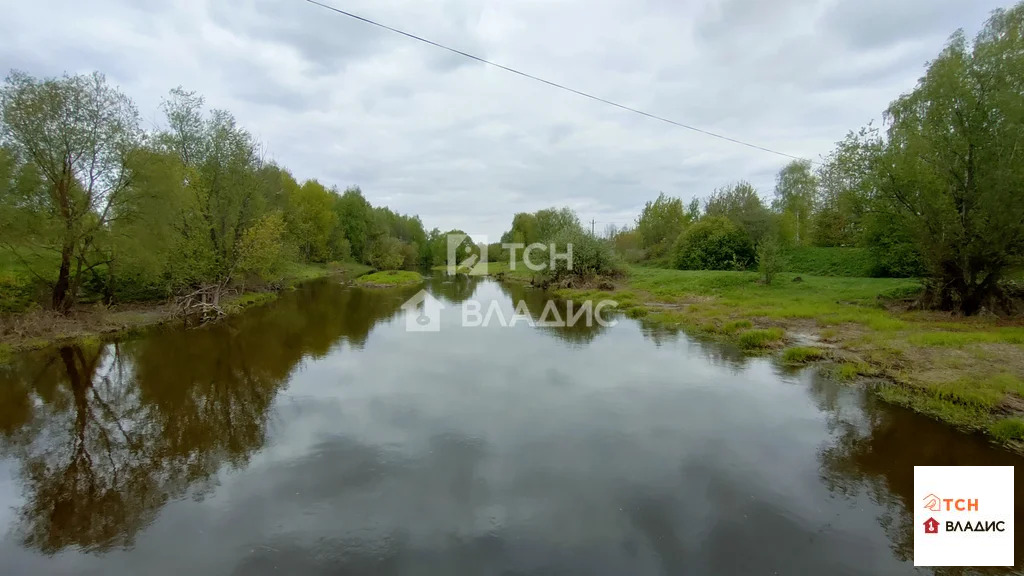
[[0, 274, 36, 313], [545, 228, 623, 282], [367, 236, 405, 270], [757, 237, 784, 285], [673, 216, 754, 271], [784, 247, 875, 277]]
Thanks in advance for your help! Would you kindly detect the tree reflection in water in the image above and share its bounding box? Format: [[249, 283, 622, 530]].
[[0, 279, 411, 554], [811, 372, 1024, 574]]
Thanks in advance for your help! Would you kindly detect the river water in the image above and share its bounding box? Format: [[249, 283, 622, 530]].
[[0, 275, 1020, 575]]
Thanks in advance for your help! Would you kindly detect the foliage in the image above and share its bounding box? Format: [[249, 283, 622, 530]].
[[636, 193, 691, 258], [812, 128, 875, 247], [773, 160, 817, 246], [366, 235, 405, 271], [784, 247, 876, 278], [874, 5, 1024, 313], [756, 236, 783, 285], [285, 179, 337, 262], [502, 207, 580, 248], [705, 181, 772, 246], [0, 72, 433, 311], [544, 226, 623, 282], [236, 212, 287, 282], [0, 70, 140, 310], [673, 216, 754, 271]]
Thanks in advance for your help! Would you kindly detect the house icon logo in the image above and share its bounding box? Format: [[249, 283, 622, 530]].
[[401, 290, 445, 332], [923, 493, 941, 511], [924, 517, 940, 534]]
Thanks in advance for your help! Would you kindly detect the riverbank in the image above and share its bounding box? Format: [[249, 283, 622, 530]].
[[556, 266, 1024, 450], [0, 261, 373, 363]]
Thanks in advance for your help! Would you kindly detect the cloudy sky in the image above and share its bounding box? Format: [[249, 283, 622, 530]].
[[0, 0, 1009, 238]]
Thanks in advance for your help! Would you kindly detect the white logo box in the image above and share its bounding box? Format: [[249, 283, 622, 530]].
[[914, 466, 1014, 567]]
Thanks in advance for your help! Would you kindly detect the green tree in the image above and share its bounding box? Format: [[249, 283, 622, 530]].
[[366, 235, 404, 270], [335, 187, 375, 263], [812, 128, 876, 247], [286, 179, 337, 262], [0, 71, 141, 310], [876, 5, 1024, 313], [534, 207, 581, 241], [705, 181, 772, 246], [157, 88, 267, 286], [773, 160, 817, 246], [636, 193, 689, 257]]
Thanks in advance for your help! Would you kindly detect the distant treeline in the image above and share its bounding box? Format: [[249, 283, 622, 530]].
[[0, 76, 457, 312], [601, 4, 1023, 315]]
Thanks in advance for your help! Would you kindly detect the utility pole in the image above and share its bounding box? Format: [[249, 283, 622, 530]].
[[591, 219, 596, 236]]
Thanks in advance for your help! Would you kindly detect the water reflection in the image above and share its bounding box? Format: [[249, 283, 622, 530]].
[[813, 374, 1024, 573], [0, 278, 1021, 575], [494, 281, 610, 345], [0, 279, 412, 553]]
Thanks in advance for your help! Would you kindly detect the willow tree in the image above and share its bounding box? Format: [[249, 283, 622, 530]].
[[0, 71, 140, 310], [879, 4, 1024, 313]]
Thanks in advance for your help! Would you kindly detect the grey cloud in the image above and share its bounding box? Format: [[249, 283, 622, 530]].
[[1, 0, 1010, 239], [821, 0, 996, 50]]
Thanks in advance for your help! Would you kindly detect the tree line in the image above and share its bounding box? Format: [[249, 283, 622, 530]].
[[612, 4, 1023, 315], [0, 73, 443, 312]]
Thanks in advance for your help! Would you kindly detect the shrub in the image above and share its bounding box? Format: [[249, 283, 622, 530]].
[[784, 247, 875, 278], [367, 236, 405, 270], [545, 228, 624, 282], [673, 216, 754, 271], [757, 237, 784, 285]]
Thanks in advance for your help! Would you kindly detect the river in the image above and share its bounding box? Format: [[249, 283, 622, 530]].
[[0, 275, 1020, 575]]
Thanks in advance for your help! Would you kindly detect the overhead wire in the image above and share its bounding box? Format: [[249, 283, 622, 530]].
[[303, 0, 814, 163]]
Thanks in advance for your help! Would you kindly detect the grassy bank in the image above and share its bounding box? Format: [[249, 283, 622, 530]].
[[431, 260, 539, 282], [0, 261, 371, 362], [355, 270, 424, 287], [556, 266, 1024, 449]]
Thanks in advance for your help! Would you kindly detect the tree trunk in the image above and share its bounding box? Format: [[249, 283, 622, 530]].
[[52, 244, 73, 311], [104, 256, 116, 306]]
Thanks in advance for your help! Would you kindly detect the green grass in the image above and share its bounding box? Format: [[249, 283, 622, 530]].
[[989, 418, 1024, 442], [225, 292, 278, 313], [329, 260, 373, 278], [722, 319, 753, 334], [278, 261, 333, 287], [783, 246, 877, 278], [738, 328, 785, 350], [355, 270, 424, 287], [907, 328, 1024, 347], [876, 384, 991, 429], [831, 361, 870, 380], [782, 346, 826, 364], [624, 306, 648, 318]]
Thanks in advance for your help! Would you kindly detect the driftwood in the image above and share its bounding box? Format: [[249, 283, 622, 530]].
[[173, 282, 234, 326]]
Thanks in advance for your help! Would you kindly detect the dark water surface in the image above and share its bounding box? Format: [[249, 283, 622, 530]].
[[0, 276, 1021, 575]]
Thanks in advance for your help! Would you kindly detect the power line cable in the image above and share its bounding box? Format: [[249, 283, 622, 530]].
[[303, 0, 812, 163]]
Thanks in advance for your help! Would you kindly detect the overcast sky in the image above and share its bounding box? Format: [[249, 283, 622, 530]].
[[0, 0, 1009, 239]]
